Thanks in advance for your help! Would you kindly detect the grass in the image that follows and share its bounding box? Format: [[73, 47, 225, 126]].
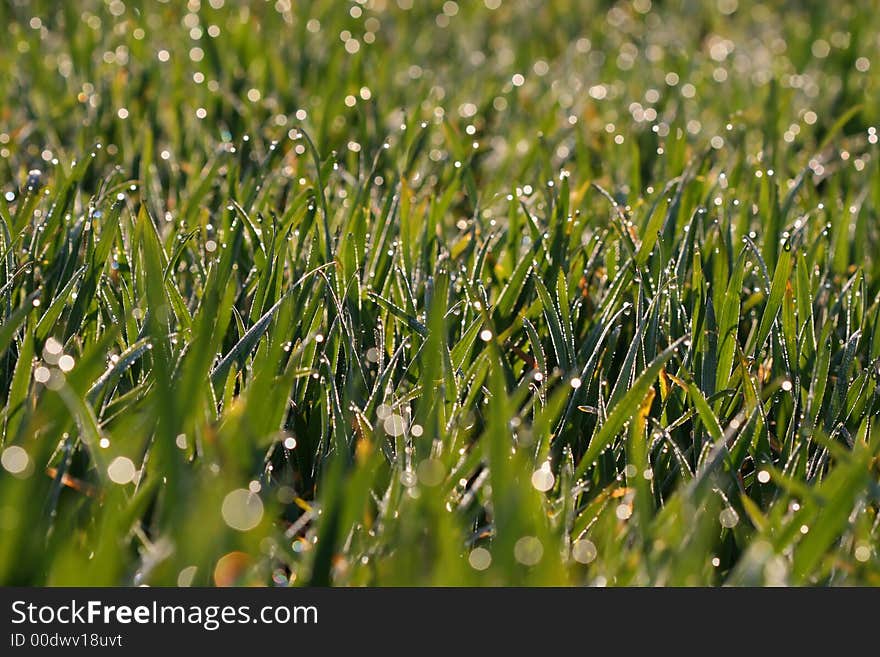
[[0, 0, 879, 586]]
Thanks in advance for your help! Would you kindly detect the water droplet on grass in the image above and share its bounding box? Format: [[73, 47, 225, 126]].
[[719, 508, 739, 528], [514, 536, 543, 565], [221, 489, 264, 531], [177, 566, 198, 587], [572, 539, 597, 564], [467, 546, 492, 571], [1, 446, 30, 475], [107, 456, 136, 484], [531, 464, 555, 492]]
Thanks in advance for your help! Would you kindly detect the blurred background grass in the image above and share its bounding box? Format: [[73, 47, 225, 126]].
[[0, 0, 878, 586]]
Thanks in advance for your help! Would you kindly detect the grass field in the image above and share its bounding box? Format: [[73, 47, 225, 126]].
[[1, 0, 879, 586]]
